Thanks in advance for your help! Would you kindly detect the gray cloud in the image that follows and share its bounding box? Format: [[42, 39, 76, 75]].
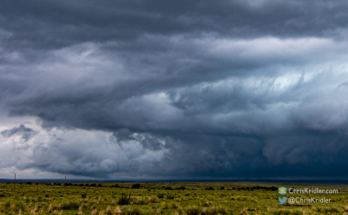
[[2, 0, 348, 51], [1, 0, 348, 179], [1, 124, 37, 141]]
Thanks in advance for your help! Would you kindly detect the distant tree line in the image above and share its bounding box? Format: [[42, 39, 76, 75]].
[[6, 182, 279, 192]]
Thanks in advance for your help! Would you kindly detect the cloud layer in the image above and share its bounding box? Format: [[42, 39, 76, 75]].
[[1, 0, 348, 179]]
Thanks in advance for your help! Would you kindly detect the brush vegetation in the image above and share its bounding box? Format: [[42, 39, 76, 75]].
[[0, 182, 347, 214]]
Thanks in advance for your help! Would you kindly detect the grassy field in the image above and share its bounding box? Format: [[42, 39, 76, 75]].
[[0, 182, 347, 215]]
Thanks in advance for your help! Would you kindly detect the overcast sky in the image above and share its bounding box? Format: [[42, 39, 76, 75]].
[[1, 0, 348, 179]]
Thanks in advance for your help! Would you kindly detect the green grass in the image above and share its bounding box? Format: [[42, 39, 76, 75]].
[[0, 182, 347, 214]]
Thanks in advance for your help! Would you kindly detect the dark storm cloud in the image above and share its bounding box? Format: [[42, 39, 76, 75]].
[[1, 0, 348, 178], [1, 124, 37, 141], [2, 0, 348, 51]]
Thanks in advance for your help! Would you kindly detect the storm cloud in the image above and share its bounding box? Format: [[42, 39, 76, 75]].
[[1, 0, 348, 179]]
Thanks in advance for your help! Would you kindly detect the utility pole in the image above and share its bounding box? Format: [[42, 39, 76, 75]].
[[64, 176, 66, 188], [14, 173, 16, 189]]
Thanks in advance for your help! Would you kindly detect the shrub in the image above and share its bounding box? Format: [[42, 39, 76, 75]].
[[205, 187, 215, 190], [61, 201, 80, 210], [118, 193, 131, 205], [186, 207, 202, 215], [167, 194, 175, 199], [81, 193, 87, 198], [127, 208, 141, 215], [134, 199, 147, 205], [4, 200, 12, 208], [132, 184, 141, 189], [148, 197, 160, 203], [15, 201, 25, 212], [217, 207, 227, 215], [176, 186, 186, 190], [157, 193, 164, 199]]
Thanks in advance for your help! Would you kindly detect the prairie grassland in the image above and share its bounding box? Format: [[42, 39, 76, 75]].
[[0, 182, 347, 215]]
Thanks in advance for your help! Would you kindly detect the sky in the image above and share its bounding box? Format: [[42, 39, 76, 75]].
[[1, 0, 348, 179]]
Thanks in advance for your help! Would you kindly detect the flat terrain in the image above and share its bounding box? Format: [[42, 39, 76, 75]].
[[0, 182, 347, 215]]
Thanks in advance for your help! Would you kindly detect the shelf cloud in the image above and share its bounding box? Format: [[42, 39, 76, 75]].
[[1, 0, 348, 179]]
